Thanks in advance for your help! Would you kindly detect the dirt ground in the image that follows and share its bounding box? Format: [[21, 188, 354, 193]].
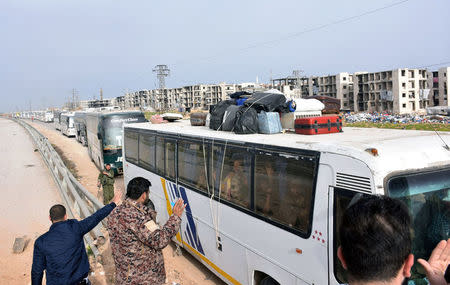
[[28, 120, 224, 285]]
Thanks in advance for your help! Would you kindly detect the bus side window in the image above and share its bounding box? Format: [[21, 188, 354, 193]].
[[255, 152, 315, 234], [138, 134, 155, 170], [155, 137, 165, 175], [212, 145, 251, 209], [124, 130, 139, 164], [178, 141, 208, 192], [165, 141, 176, 180], [255, 154, 281, 218]]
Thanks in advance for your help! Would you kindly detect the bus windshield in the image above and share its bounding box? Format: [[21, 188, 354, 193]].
[[102, 113, 147, 149], [387, 168, 450, 284], [103, 126, 123, 149]]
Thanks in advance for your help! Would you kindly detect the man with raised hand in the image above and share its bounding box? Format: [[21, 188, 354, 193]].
[[108, 177, 186, 284], [31, 192, 121, 285]]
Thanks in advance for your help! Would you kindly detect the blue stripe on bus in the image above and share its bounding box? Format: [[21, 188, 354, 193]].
[[186, 223, 195, 246], [178, 185, 205, 255], [169, 183, 176, 200], [185, 229, 194, 248], [167, 183, 174, 201]]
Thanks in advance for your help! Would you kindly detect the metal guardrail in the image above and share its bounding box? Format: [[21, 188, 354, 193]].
[[14, 119, 105, 258]]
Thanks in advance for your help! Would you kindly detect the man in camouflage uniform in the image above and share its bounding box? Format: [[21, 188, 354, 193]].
[[107, 177, 185, 284], [97, 163, 114, 204]]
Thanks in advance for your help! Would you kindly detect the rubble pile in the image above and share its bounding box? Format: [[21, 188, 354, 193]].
[[344, 113, 450, 124]]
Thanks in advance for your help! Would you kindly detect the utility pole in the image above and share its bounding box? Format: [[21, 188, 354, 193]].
[[152, 65, 170, 111], [100, 88, 103, 101]]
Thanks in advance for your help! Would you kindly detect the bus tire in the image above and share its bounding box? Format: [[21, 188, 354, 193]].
[[260, 276, 279, 285]]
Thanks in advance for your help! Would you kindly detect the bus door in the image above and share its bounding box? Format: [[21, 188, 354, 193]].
[[328, 186, 367, 285]]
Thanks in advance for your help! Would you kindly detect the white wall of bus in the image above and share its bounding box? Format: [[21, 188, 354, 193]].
[[120, 129, 377, 285]]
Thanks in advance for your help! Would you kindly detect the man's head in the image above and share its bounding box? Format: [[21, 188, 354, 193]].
[[49, 204, 67, 223], [126, 177, 151, 205], [105, 163, 111, 170], [338, 195, 413, 284], [233, 159, 242, 171]]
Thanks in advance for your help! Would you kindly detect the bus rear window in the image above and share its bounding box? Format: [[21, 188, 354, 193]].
[[387, 168, 450, 284], [139, 134, 155, 170], [124, 130, 138, 164]]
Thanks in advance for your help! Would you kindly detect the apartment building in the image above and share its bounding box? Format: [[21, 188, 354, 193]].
[[79, 98, 113, 109], [120, 82, 261, 112], [353, 69, 429, 114], [272, 72, 353, 110], [427, 67, 449, 107]]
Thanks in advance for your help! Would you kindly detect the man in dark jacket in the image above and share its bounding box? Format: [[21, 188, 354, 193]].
[[31, 193, 121, 285]]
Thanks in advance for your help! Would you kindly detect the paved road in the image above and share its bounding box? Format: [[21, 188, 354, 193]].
[[0, 118, 61, 284]]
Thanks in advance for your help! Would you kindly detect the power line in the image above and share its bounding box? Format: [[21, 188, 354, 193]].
[[417, 60, 450, 69], [173, 0, 411, 66]]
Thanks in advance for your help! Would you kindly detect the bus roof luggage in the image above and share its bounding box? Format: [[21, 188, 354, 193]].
[[294, 98, 325, 111], [303, 95, 340, 114], [244, 92, 286, 112], [295, 115, 343, 135], [209, 100, 235, 130], [234, 106, 259, 134], [281, 111, 322, 130], [162, 113, 183, 122], [229, 91, 251, 99], [150, 114, 167, 124], [257, 111, 282, 134], [190, 112, 208, 126], [222, 105, 240, 131]]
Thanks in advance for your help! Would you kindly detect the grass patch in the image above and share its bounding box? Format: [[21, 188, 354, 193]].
[[52, 144, 79, 178], [344, 122, 450, 132]]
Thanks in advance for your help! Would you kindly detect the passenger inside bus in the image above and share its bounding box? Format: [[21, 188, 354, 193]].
[[255, 160, 281, 217], [221, 158, 250, 208], [277, 181, 311, 232]]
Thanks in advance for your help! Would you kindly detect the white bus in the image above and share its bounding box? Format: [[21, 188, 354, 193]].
[[60, 112, 76, 137], [123, 120, 450, 285]]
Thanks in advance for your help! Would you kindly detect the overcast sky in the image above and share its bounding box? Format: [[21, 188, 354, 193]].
[[0, 0, 449, 112]]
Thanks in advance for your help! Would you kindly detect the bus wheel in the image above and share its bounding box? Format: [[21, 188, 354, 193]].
[[260, 276, 279, 285]]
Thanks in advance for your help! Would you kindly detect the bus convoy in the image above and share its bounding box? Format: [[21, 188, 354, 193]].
[[17, 109, 147, 175], [14, 109, 450, 285], [122, 120, 450, 285]]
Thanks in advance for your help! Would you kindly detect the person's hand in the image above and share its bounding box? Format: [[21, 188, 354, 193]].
[[111, 190, 122, 206], [418, 239, 450, 285], [172, 199, 186, 217]]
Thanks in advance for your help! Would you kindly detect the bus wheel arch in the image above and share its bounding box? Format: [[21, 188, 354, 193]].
[[254, 271, 280, 285]]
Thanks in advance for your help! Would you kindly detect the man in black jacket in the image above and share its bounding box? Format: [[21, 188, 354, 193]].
[[31, 193, 120, 285]]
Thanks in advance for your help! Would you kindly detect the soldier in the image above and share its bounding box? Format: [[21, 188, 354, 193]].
[[97, 163, 114, 204], [107, 177, 186, 284]]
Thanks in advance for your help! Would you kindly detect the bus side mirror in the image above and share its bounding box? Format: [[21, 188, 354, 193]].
[[97, 133, 102, 140]]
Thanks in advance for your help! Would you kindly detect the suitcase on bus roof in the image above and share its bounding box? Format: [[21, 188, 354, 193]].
[[294, 115, 343, 135], [190, 112, 208, 126]]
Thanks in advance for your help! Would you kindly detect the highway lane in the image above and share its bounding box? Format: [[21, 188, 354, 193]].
[[0, 118, 62, 284]]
